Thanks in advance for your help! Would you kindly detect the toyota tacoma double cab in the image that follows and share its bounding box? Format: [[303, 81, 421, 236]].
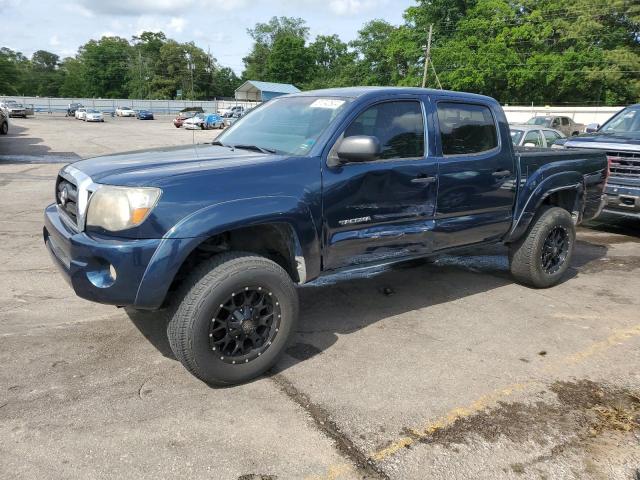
[[43, 87, 607, 385]]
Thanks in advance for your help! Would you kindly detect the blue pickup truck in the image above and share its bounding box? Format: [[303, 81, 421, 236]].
[[44, 87, 607, 385]]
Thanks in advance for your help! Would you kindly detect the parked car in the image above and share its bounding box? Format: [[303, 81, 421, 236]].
[[43, 87, 607, 385], [183, 113, 206, 130], [84, 109, 104, 122], [219, 105, 244, 118], [203, 113, 224, 129], [173, 110, 198, 128], [558, 103, 640, 220], [510, 125, 565, 148], [66, 103, 84, 117], [224, 108, 253, 128], [74, 108, 87, 120], [1, 101, 32, 118], [526, 115, 585, 136], [136, 110, 154, 120], [115, 106, 136, 117], [0, 109, 8, 135]]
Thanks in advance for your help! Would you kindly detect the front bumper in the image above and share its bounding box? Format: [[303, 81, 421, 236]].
[[43, 204, 162, 306], [602, 182, 640, 219]]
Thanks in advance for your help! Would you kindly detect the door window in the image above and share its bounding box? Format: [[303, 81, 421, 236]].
[[562, 117, 570, 126], [436, 102, 498, 155], [523, 130, 543, 147], [542, 129, 562, 146], [343, 101, 425, 159]]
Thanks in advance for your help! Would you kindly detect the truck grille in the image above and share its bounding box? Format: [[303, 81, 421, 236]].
[[56, 176, 80, 227], [607, 151, 640, 178]]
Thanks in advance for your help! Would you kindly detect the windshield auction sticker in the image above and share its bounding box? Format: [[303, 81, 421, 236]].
[[310, 99, 346, 109]]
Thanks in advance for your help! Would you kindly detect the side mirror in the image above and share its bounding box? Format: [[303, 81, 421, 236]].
[[585, 123, 600, 133], [523, 142, 536, 148], [336, 136, 381, 163]]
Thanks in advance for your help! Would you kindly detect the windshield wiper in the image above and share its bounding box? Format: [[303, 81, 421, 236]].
[[232, 144, 276, 154]]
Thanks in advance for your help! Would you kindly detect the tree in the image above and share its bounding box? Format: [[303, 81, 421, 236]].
[[266, 34, 311, 85], [77, 36, 132, 98]]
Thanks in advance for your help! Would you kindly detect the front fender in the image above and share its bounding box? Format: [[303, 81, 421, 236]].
[[134, 195, 320, 309], [506, 171, 583, 242]]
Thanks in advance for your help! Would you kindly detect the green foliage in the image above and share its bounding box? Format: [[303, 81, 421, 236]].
[[0, 31, 242, 99], [241, 5, 639, 105], [1, 3, 638, 104]]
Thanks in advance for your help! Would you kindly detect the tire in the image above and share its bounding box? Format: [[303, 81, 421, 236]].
[[509, 206, 575, 288], [0, 121, 7, 135], [166, 252, 298, 385]]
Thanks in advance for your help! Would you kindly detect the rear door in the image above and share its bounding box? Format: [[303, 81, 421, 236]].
[[322, 96, 438, 270], [432, 99, 516, 249]]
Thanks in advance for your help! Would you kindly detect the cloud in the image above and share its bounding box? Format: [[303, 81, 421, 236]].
[[49, 35, 60, 47], [77, 0, 193, 16], [75, 0, 248, 16], [328, 0, 387, 16], [168, 17, 186, 33]]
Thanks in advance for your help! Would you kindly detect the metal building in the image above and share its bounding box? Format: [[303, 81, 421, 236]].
[[234, 81, 300, 102]]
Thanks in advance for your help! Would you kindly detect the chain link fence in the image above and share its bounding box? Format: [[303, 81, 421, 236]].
[[0, 96, 259, 116]]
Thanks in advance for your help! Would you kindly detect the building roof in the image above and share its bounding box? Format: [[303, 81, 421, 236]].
[[235, 81, 301, 101]]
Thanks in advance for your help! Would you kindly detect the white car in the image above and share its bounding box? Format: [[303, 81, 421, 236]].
[[84, 109, 104, 122], [219, 105, 244, 118], [183, 114, 205, 130], [115, 106, 136, 117], [75, 108, 87, 120]]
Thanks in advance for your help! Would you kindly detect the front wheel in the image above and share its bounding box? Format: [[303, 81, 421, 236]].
[[509, 206, 575, 288], [167, 252, 298, 385], [0, 121, 7, 134]]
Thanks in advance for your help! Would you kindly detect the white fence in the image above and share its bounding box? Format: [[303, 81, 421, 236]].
[[0, 96, 259, 115], [1, 96, 626, 125], [503, 105, 624, 126]]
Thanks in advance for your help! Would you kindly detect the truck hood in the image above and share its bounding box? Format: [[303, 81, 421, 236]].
[[71, 144, 284, 186], [564, 132, 640, 152]]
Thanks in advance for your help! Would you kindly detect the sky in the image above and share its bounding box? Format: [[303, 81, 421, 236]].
[[1, 0, 415, 74]]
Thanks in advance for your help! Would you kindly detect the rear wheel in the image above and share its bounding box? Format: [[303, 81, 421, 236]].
[[0, 121, 7, 134], [166, 252, 298, 385], [509, 206, 575, 288]]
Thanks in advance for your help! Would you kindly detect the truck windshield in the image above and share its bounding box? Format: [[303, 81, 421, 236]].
[[216, 96, 352, 155], [600, 106, 640, 134], [527, 117, 550, 126]]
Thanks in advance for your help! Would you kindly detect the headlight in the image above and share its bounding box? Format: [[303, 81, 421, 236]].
[[86, 185, 161, 231]]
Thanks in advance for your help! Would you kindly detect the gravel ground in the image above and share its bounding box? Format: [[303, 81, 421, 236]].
[[0, 117, 639, 480]]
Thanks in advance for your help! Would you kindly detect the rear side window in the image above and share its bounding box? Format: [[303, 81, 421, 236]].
[[344, 101, 424, 159], [437, 102, 498, 155]]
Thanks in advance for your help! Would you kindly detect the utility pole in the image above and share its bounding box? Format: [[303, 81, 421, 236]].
[[421, 24, 433, 89]]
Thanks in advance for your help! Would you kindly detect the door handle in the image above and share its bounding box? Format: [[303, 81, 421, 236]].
[[411, 175, 436, 185], [492, 169, 511, 178]]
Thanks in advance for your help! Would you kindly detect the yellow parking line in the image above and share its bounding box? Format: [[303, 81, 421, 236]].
[[309, 323, 640, 479]]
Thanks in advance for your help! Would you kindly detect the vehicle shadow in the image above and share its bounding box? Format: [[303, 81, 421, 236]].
[[126, 239, 608, 379], [0, 122, 80, 163]]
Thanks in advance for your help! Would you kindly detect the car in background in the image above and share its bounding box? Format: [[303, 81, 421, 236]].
[[203, 113, 224, 129], [84, 109, 104, 122], [560, 103, 640, 220], [173, 110, 199, 128], [1, 101, 32, 118], [183, 113, 206, 130], [136, 110, 154, 120], [66, 103, 84, 117], [223, 107, 254, 128], [219, 105, 244, 118], [510, 125, 565, 148], [526, 115, 585, 137], [115, 106, 136, 117], [75, 108, 87, 120], [0, 109, 8, 135]]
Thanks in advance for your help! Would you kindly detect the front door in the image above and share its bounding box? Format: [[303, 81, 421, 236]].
[[322, 98, 438, 270]]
